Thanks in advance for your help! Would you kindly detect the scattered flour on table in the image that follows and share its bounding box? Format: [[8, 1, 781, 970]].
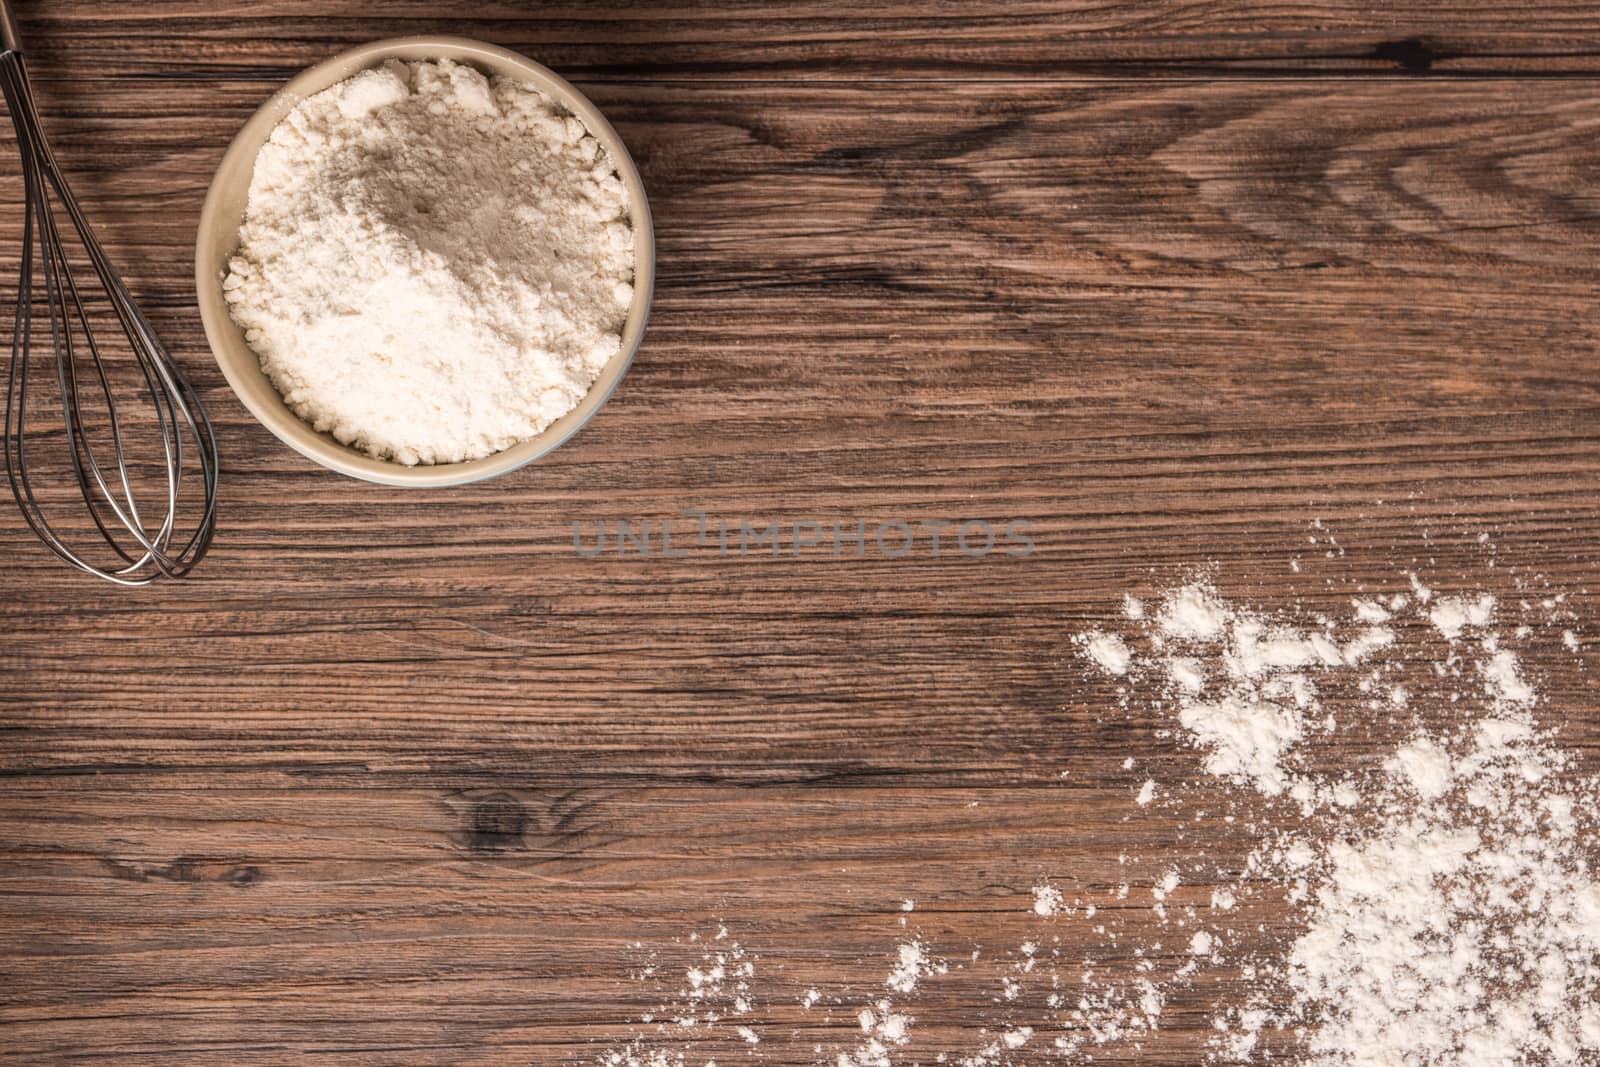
[[1078, 562, 1600, 1065], [1031, 883, 1064, 916], [225, 58, 634, 465], [600, 927, 758, 1066], [885, 940, 938, 995], [1280, 725, 1600, 1066], [1428, 593, 1496, 641], [1080, 631, 1132, 676], [595, 533, 1596, 1067]]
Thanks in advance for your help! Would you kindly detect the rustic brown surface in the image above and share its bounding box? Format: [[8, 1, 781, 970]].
[[2, 1, 1600, 1063]]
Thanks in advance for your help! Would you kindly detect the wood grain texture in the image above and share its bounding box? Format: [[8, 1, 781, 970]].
[[2, 1, 1600, 1063], [19, 1, 1600, 78]]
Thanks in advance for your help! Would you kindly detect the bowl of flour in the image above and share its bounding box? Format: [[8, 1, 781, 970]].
[[196, 37, 653, 486]]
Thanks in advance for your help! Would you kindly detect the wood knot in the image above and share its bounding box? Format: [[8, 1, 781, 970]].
[[228, 865, 264, 887], [162, 857, 199, 882], [1372, 37, 1441, 73], [466, 792, 529, 853]]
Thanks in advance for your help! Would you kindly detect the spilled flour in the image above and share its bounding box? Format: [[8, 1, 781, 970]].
[[1284, 729, 1600, 1065], [602, 930, 944, 1067], [595, 532, 1595, 1066], [1084, 568, 1599, 1064]]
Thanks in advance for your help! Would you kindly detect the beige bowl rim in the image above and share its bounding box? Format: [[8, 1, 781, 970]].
[[194, 35, 655, 488]]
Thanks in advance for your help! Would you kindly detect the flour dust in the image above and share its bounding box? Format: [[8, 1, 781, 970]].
[[593, 528, 1596, 1066]]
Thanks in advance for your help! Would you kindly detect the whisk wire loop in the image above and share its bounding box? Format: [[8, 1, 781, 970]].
[[1, 43, 219, 584]]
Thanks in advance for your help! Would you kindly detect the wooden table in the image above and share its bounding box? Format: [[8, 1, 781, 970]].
[[3, 3, 1599, 1063]]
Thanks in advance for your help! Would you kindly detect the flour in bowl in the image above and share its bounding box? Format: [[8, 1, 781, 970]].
[[223, 58, 635, 465]]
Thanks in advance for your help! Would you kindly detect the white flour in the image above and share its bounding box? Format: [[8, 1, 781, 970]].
[[1285, 725, 1600, 1066], [602, 927, 758, 1066], [885, 941, 935, 994], [1080, 631, 1132, 676], [1031, 883, 1064, 916], [1429, 593, 1496, 640], [224, 58, 634, 465], [1082, 564, 1600, 1065], [592, 535, 1595, 1067]]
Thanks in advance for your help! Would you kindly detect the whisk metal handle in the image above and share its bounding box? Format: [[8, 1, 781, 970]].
[[0, 0, 20, 57]]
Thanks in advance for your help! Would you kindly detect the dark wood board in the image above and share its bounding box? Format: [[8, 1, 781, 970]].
[[22, 1, 1600, 78], [2, 2, 1599, 1064]]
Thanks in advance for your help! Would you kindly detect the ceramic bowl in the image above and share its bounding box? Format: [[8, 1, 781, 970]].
[[195, 36, 654, 487]]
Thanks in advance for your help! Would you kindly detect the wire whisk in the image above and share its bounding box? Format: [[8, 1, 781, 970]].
[[0, 1, 217, 584]]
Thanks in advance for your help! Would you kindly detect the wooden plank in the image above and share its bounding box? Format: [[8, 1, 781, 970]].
[[9, 1, 1600, 79], [1, 82, 1597, 775], [2, 3, 1599, 1064], [0, 778, 1292, 1064]]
